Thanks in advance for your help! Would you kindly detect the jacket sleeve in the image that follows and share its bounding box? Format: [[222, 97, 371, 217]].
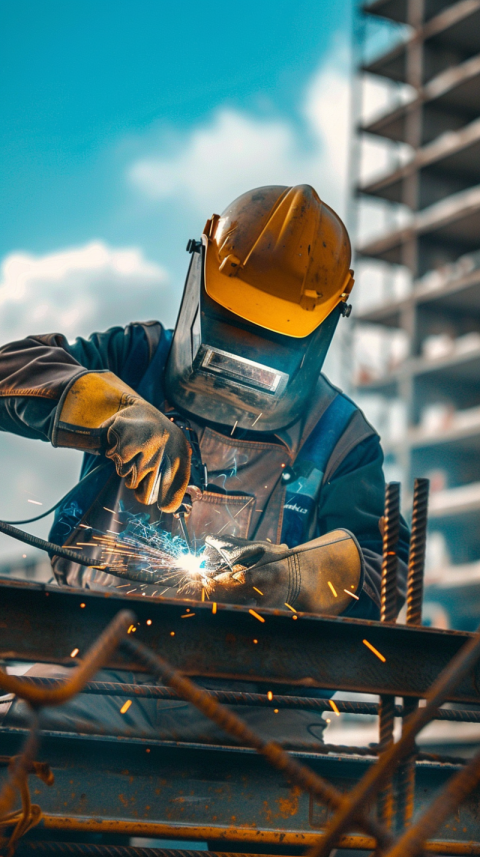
[[0, 321, 162, 443], [317, 433, 410, 621]]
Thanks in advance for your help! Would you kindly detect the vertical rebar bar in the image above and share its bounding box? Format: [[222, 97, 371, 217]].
[[406, 478, 429, 627], [380, 482, 401, 625], [378, 481, 401, 828], [384, 746, 480, 857], [397, 478, 430, 830]]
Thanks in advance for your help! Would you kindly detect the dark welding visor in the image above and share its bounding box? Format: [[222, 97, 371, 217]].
[[165, 241, 341, 432]]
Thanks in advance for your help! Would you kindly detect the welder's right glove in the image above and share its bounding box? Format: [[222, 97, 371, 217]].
[[203, 529, 363, 615], [52, 372, 191, 511]]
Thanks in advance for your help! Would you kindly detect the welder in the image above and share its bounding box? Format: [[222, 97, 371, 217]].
[[0, 184, 409, 744]]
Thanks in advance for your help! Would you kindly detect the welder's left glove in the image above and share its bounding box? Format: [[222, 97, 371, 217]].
[[203, 530, 363, 615]]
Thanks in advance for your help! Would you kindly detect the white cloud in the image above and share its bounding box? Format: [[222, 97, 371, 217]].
[[0, 240, 170, 343], [0, 240, 174, 563], [128, 43, 351, 218]]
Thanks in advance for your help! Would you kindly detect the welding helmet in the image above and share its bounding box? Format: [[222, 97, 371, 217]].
[[165, 184, 354, 432]]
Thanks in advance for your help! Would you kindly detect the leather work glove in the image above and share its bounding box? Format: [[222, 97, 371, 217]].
[[203, 530, 363, 615], [52, 372, 191, 510]]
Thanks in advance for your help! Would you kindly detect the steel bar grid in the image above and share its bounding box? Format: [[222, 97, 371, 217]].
[[1, 602, 480, 853], [385, 749, 480, 856], [308, 623, 480, 856], [0, 610, 392, 854], [0, 614, 477, 854]]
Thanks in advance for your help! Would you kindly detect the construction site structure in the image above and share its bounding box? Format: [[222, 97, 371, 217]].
[[353, 0, 480, 631], [2, 477, 480, 856]]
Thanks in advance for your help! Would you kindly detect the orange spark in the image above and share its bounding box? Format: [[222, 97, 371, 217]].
[[80, 603, 85, 609], [267, 691, 273, 701], [249, 609, 265, 623], [70, 648, 79, 658], [120, 700, 132, 714], [363, 639, 386, 662], [327, 581, 338, 597], [253, 586, 264, 595], [284, 602, 296, 612], [212, 602, 217, 614], [181, 612, 195, 618], [344, 588, 359, 600], [146, 619, 152, 626], [329, 699, 341, 717]]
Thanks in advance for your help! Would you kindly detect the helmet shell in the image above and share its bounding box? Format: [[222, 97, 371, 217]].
[[204, 184, 354, 338]]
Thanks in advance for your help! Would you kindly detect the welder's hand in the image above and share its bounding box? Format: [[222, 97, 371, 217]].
[[203, 530, 363, 615], [102, 401, 191, 510], [53, 371, 191, 511]]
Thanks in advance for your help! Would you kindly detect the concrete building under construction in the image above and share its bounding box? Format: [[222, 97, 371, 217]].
[[354, 0, 480, 630]]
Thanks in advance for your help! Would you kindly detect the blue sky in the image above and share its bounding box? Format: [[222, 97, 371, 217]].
[[1, 0, 352, 266], [0, 0, 357, 556]]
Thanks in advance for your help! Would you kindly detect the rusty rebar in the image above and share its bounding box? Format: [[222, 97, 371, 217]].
[[378, 482, 401, 827], [398, 477, 430, 829], [308, 626, 480, 857], [377, 691, 396, 826], [380, 482, 401, 624], [0, 612, 134, 853], [0, 610, 135, 706], [396, 698, 419, 832], [383, 747, 480, 857], [123, 636, 393, 851], [9, 677, 480, 725], [0, 712, 39, 820], [406, 478, 429, 627]]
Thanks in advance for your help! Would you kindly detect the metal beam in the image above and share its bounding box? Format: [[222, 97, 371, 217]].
[[1, 730, 479, 854], [1, 578, 480, 702]]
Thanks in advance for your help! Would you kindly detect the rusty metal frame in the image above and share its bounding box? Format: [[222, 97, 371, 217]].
[[1, 485, 480, 855], [2, 604, 480, 855]]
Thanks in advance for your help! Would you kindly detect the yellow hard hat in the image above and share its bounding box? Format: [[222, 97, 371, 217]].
[[202, 184, 354, 338]]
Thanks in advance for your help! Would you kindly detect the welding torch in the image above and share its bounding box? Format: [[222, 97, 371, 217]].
[[175, 496, 195, 552], [162, 414, 207, 554], [165, 416, 235, 569]]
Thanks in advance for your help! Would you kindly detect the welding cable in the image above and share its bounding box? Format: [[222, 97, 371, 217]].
[[0, 462, 110, 525], [0, 521, 168, 585]]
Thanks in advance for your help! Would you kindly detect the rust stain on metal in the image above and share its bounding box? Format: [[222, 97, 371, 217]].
[[277, 786, 302, 818]]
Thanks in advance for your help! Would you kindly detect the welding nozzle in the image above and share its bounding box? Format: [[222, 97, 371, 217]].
[[172, 487, 201, 554], [175, 507, 193, 553]]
